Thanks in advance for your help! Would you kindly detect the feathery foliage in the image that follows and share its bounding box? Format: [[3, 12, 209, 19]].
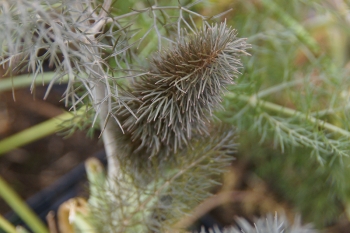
[[89, 127, 237, 233], [213, 0, 350, 228], [198, 214, 317, 233], [0, 0, 115, 105]]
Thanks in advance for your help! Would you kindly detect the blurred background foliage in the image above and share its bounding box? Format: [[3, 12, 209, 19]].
[[196, 0, 350, 231]]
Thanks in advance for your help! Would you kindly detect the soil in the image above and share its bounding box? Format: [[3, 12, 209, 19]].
[[0, 84, 104, 216]]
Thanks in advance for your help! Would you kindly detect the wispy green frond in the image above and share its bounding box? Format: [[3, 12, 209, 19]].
[[197, 213, 317, 233], [89, 126, 236, 233]]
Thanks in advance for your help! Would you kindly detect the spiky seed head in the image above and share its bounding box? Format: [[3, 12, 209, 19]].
[[116, 22, 250, 159]]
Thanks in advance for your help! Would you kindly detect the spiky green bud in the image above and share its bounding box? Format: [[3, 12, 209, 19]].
[[116, 22, 249, 159]]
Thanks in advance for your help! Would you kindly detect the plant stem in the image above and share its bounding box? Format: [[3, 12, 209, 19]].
[[112, 5, 207, 21], [89, 0, 112, 33], [0, 73, 68, 93], [261, 0, 320, 54], [0, 108, 84, 155], [255, 79, 304, 98], [0, 176, 49, 233], [88, 0, 121, 179], [91, 69, 121, 179], [225, 92, 350, 137], [0, 215, 17, 233]]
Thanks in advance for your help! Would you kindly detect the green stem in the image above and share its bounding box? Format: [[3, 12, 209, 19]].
[[0, 73, 68, 93], [0, 109, 84, 155], [0, 176, 48, 233], [0, 215, 17, 233], [225, 92, 350, 138], [261, 0, 320, 54], [255, 79, 304, 98], [311, 104, 350, 117]]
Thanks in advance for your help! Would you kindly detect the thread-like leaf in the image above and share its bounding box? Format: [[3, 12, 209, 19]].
[[198, 213, 317, 233]]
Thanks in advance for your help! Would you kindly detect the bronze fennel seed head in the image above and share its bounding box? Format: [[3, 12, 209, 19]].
[[115, 22, 250, 160]]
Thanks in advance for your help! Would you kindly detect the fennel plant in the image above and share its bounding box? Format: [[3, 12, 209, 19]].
[[1, 0, 349, 232]]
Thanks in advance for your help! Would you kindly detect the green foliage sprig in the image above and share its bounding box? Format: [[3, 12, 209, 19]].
[[214, 0, 350, 228], [89, 126, 237, 233], [198, 214, 317, 233]]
